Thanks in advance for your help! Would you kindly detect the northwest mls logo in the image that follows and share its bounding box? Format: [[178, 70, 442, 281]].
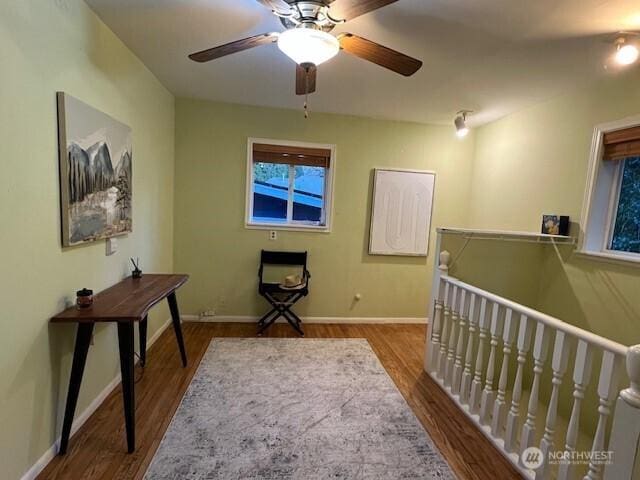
[[521, 447, 544, 470]]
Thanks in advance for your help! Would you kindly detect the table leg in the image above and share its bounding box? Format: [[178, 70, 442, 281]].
[[58, 323, 95, 455], [117, 322, 135, 453], [139, 316, 148, 367], [167, 292, 187, 367]]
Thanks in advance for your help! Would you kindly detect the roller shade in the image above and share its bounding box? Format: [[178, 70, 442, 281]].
[[603, 126, 640, 161], [253, 143, 331, 168]]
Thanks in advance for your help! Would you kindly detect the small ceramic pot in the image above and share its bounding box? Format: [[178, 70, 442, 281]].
[[76, 288, 94, 309]]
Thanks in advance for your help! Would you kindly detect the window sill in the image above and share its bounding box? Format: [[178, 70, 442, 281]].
[[245, 222, 331, 233], [575, 249, 640, 267]]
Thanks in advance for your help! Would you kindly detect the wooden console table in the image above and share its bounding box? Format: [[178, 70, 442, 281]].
[[51, 274, 189, 454]]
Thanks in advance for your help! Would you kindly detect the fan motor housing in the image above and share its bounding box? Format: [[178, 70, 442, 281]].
[[279, 1, 338, 32]]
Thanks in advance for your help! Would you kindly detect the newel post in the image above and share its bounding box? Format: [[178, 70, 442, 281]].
[[603, 345, 640, 480], [425, 229, 450, 372]]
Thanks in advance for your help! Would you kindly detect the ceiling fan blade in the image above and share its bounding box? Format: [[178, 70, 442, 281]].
[[189, 33, 278, 63], [296, 64, 317, 95], [338, 33, 422, 76], [256, 0, 292, 14], [329, 0, 398, 21]]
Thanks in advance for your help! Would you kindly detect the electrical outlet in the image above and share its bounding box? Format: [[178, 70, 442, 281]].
[[269, 230, 277, 241], [201, 310, 215, 317], [105, 237, 118, 256]]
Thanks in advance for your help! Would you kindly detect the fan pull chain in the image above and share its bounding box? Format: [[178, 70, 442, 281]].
[[304, 69, 310, 119], [304, 93, 309, 119]]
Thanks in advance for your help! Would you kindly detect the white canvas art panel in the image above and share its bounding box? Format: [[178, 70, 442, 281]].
[[369, 169, 435, 256]]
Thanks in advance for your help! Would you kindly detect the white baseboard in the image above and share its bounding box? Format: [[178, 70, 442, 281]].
[[20, 317, 173, 480], [184, 314, 428, 324]]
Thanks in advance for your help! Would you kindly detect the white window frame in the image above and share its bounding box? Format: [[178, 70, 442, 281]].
[[579, 114, 640, 265], [245, 137, 336, 232]]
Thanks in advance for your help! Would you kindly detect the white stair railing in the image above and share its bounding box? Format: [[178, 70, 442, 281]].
[[603, 345, 640, 480], [557, 340, 592, 480], [459, 293, 478, 404], [520, 321, 550, 457], [425, 250, 635, 480], [505, 313, 533, 454], [452, 289, 467, 395], [491, 308, 517, 438], [538, 331, 570, 480]]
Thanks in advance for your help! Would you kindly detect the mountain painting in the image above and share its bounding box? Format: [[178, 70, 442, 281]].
[[57, 93, 132, 247]]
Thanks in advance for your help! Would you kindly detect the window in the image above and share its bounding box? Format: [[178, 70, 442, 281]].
[[609, 157, 640, 253], [581, 118, 640, 263], [246, 139, 335, 231]]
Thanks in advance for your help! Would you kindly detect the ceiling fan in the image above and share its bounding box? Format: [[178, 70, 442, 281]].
[[188, 0, 423, 97]]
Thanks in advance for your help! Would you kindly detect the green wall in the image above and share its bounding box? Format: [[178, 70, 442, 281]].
[[468, 68, 640, 345], [5, 2, 640, 478], [174, 98, 476, 319], [0, 2, 175, 479]]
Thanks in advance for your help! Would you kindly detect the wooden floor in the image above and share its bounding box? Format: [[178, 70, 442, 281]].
[[38, 323, 521, 480]]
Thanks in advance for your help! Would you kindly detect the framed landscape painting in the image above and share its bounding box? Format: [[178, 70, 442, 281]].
[[57, 92, 132, 247]]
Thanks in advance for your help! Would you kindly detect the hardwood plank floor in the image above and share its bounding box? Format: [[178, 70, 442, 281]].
[[38, 323, 521, 480]]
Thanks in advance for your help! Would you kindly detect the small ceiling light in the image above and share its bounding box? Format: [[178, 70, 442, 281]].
[[614, 35, 639, 66], [277, 27, 340, 66], [454, 110, 472, 138]]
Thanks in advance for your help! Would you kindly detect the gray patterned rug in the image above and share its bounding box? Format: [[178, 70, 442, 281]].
[[145, 338, 454, 480]]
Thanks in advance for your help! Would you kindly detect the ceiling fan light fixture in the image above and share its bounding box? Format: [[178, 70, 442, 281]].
[[612, 34, 640, 66], [277, 27, 340, 66], [616, 43, 639, 65], [454, 111, 472, 138]]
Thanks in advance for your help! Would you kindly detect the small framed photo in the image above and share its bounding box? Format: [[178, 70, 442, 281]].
[[541, 215, 570, 236]]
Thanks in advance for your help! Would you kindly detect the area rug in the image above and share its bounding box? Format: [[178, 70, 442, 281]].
[[145, 338, 454, 479]]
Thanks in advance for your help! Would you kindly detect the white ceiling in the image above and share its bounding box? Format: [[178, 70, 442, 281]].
[[85, 0, 640, 126]]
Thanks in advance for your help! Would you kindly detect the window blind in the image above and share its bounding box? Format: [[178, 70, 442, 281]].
[[253, 143, 331, 168], [603, 125, 640, 161]]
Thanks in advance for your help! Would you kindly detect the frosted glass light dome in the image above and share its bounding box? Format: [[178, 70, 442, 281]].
[[277, 28, 340, 66], [615, 44, 639, 66]]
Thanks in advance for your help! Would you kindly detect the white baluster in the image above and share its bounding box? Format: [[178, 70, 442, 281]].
[[537, 331, 571, 480], [428, 280, 445, 374], [520, 321, 550, 460], [427, 250, 450, 370], [557, 340, 593, 480], [445, 285, 459, 386], [436, 282, 451, 379], [492, 308, 517, 437], [480, 302, 503, 424], [452, 289, 468, 395], [470, 297, 489, 413], [604, 345, 640, 480], [584, 351, 621, 480], [505, 314, 532, 453], [460, 293, 478, 404]]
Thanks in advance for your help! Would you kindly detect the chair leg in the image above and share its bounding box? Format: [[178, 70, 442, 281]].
[[258, 292, 306, 336], [257, 308, 277, 326], [283, 308, 302, 325], [257, 310, 280, 336], [283, 309, 304, 336]]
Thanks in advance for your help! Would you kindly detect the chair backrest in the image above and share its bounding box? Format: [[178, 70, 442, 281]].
[[260, 250, 307, 268]]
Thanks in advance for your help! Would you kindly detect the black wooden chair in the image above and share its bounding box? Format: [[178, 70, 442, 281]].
[[257, 250, 310, 336]]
